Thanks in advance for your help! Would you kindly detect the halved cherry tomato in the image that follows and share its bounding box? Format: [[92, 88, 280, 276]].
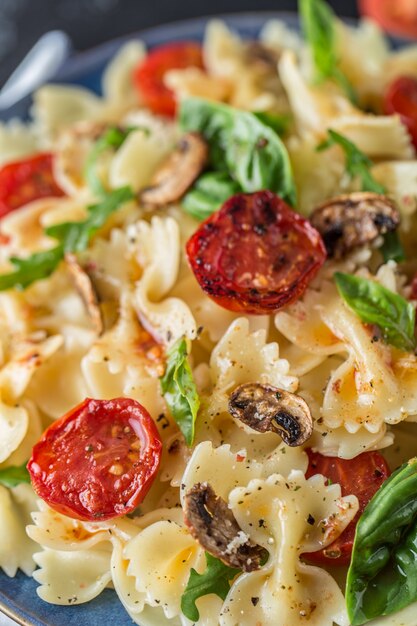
[[133, 41, 204, 117], [304, 450, 390, 565], [27, 397, 162, 521], [359, 0, 417, 39], [0, 153, 64, 219], [384, 76, 417, 148], [186, 191, 326, 315]]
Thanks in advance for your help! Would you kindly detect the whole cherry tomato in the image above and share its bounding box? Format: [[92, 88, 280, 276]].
[[133, 42, 204, 117], [0, 153, 64, 219], [304, 449, 390, 565], [359, 0, 417, 39], [384, 76, 417, 149], [28, 397, 162, 521], [186, 190, 326, 315]]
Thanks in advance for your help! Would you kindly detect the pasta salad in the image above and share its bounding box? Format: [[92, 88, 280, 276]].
[[2, 1, 417, 625]]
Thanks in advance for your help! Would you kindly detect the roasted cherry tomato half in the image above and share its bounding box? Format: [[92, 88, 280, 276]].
[[359, 0, 417, 39], [0, 153, 64, 219], [27, 397, 162, 521], [304, 450, 390, 565], [186, 191, 326, 315], [384, 76, 417, 149], [133, 41, 204, 117]]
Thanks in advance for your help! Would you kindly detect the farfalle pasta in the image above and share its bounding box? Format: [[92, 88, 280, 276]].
[[2, 3, 417, 626]]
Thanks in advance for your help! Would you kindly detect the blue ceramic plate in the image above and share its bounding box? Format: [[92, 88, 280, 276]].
[[0, 11, 407, 626], [0, 14, 300, 625]]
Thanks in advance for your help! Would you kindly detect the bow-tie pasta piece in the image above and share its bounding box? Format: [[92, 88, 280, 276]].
[[0, 483, 38, 577], [277, 272, 417, 439], [110, 536, 147, 618], [131, 216, 197, 345], [181, 441, 308, 506], [206, 317, 298, 418], [32, 85, 104, 145], [33, 547, 112, 605], [124, 513, 206, 622], [287, 133, 347, 217], [220, 471, 358, 626], [279, 50, 414, 160], [102, 40, 146, 113], [110, 111, 177, 193], [27, 501, 116, 552], [335, 18, 389, 102], [81, 291, 165, 418]]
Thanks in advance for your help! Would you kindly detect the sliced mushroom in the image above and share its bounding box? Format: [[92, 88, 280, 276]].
[[184, 482, 267, 572], [228, 383, 313, 447], [139, 132, 208, 207], [244, 41, 280, 72], [65, 253, 104, 335], [309, 192, 400, 259]]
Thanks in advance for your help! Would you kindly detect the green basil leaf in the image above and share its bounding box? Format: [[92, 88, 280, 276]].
[[182, 171, 241, 221], [0, 462, 31, 487], [253, 111, 292, 136], [335, 272, 416, 352], [160, 337, 200, 446], [346, 458, 417, 625], [299, 0, 356, 102], [179, 97, 296, 206], [380, 230, 406, 263], [317, 129, 386, 194], [85, 126, 136, 196], [181, 552, 240, 621], [0, 186, 134, 291]]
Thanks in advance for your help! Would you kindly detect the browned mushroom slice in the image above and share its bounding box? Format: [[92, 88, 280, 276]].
[[309, 192, 400, 259], [184, 482, 267, 572], [140, 132, 208, 207], [65, 253, 104, 335], [228, 383, 313, 447], [244, 41, 280, 72]]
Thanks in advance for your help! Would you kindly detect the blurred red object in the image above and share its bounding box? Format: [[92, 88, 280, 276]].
[[359, 0, 417, 39]]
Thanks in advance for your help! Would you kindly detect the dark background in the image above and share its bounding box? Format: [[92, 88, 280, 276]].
[[0, 0, 359, 85]]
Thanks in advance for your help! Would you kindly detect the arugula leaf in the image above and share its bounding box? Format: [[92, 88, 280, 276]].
[[318, 129, 405, 262], [179, 97, 296, 206], [160, 337, 200, 446], [0, 186, 134, 291], [334, 272, 416, 352], [0, 246, 64, 291], [318, 129, 385, 194], [45, 186, 134, 253], [0, 462, 30, 487], [182, 171, 241, 221], [346, 458, 417, 625], [85, 126, 135, 196], [181, 552, 240, 621], [299, 0, 357, 102]]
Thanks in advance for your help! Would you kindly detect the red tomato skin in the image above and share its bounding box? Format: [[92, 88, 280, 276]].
[[186, 191, 326, 315], [359, 0, 417, 39], [133, 42, 204, 117], [0, 153, 64, 219], [384, 76, 417, 149], [304, 450, 390, 565], [27, 398, 162, 521]]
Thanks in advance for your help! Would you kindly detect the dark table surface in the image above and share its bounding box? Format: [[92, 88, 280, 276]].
[[0, 0, 359, 86]]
